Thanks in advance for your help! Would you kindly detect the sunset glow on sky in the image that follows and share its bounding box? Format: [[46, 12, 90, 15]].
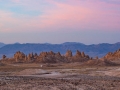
[[0, 0, 120, 44]]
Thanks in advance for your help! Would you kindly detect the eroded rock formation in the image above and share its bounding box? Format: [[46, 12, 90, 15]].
[[65, 50, 72, 57], [1, 50, 91, 63], [14, 51, 26, 62], [36, 51, 66, 63], [72, 50, 90, 62], [104, 49, 120, 60], [2, 55, 6, 59], [75, 50, 82, 57]]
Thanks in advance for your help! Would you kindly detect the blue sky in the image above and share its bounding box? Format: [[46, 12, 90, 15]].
[[0, 0, 120, 44]]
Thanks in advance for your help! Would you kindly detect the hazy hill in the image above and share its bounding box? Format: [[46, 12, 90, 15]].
[[0, 42, 5, 48], [0, 42, 120, 58]]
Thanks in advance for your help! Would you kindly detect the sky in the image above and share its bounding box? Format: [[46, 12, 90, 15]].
[[0, 0, 120, 44]]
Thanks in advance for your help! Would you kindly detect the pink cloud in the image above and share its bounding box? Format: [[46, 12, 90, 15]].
[[33, 0, 120, 31], [11, 0, 20, 3], [0, 0, 120, 33]]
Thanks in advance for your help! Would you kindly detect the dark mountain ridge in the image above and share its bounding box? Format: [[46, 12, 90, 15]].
[[0, 42, 120, 58]]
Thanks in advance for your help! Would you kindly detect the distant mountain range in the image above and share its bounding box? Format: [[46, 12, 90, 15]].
[[0, 42, 120, 58], [0, 42, 5, 48]]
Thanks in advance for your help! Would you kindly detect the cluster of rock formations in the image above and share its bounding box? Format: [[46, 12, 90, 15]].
[[104, 49, 120, 60], [84, 49, 120, 66], [1, 49, 120, 65], [65, 50, 90, 62], [1, 50, 90, 63]]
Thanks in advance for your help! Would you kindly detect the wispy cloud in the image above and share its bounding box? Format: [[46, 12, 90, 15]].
[[0, 0, 120, 33]]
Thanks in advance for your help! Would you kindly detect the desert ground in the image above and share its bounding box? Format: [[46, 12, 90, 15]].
[[0, 63, 120, 90]]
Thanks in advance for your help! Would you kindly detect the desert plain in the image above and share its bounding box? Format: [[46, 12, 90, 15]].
[[0, 62, 120, 90]]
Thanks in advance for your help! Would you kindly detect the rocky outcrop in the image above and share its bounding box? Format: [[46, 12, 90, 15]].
[[65, 50, 72, 57], [34, 53, 38, 59], [37, 52, 54, 63], [36, 51, 66, 63], [48, 51, 55, 56], [2, 55, 6, 59], [104, 49, 120, 60], [27, 53, 34, 61], [81, 52, 85, 57], [14, 51, 26, 62], [1, 50, 91, 63], [72, 50, 90, 62], [75, 50, 82, 57]]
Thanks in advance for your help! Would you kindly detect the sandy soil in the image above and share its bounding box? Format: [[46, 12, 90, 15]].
[[0, 63, 120, 90]]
